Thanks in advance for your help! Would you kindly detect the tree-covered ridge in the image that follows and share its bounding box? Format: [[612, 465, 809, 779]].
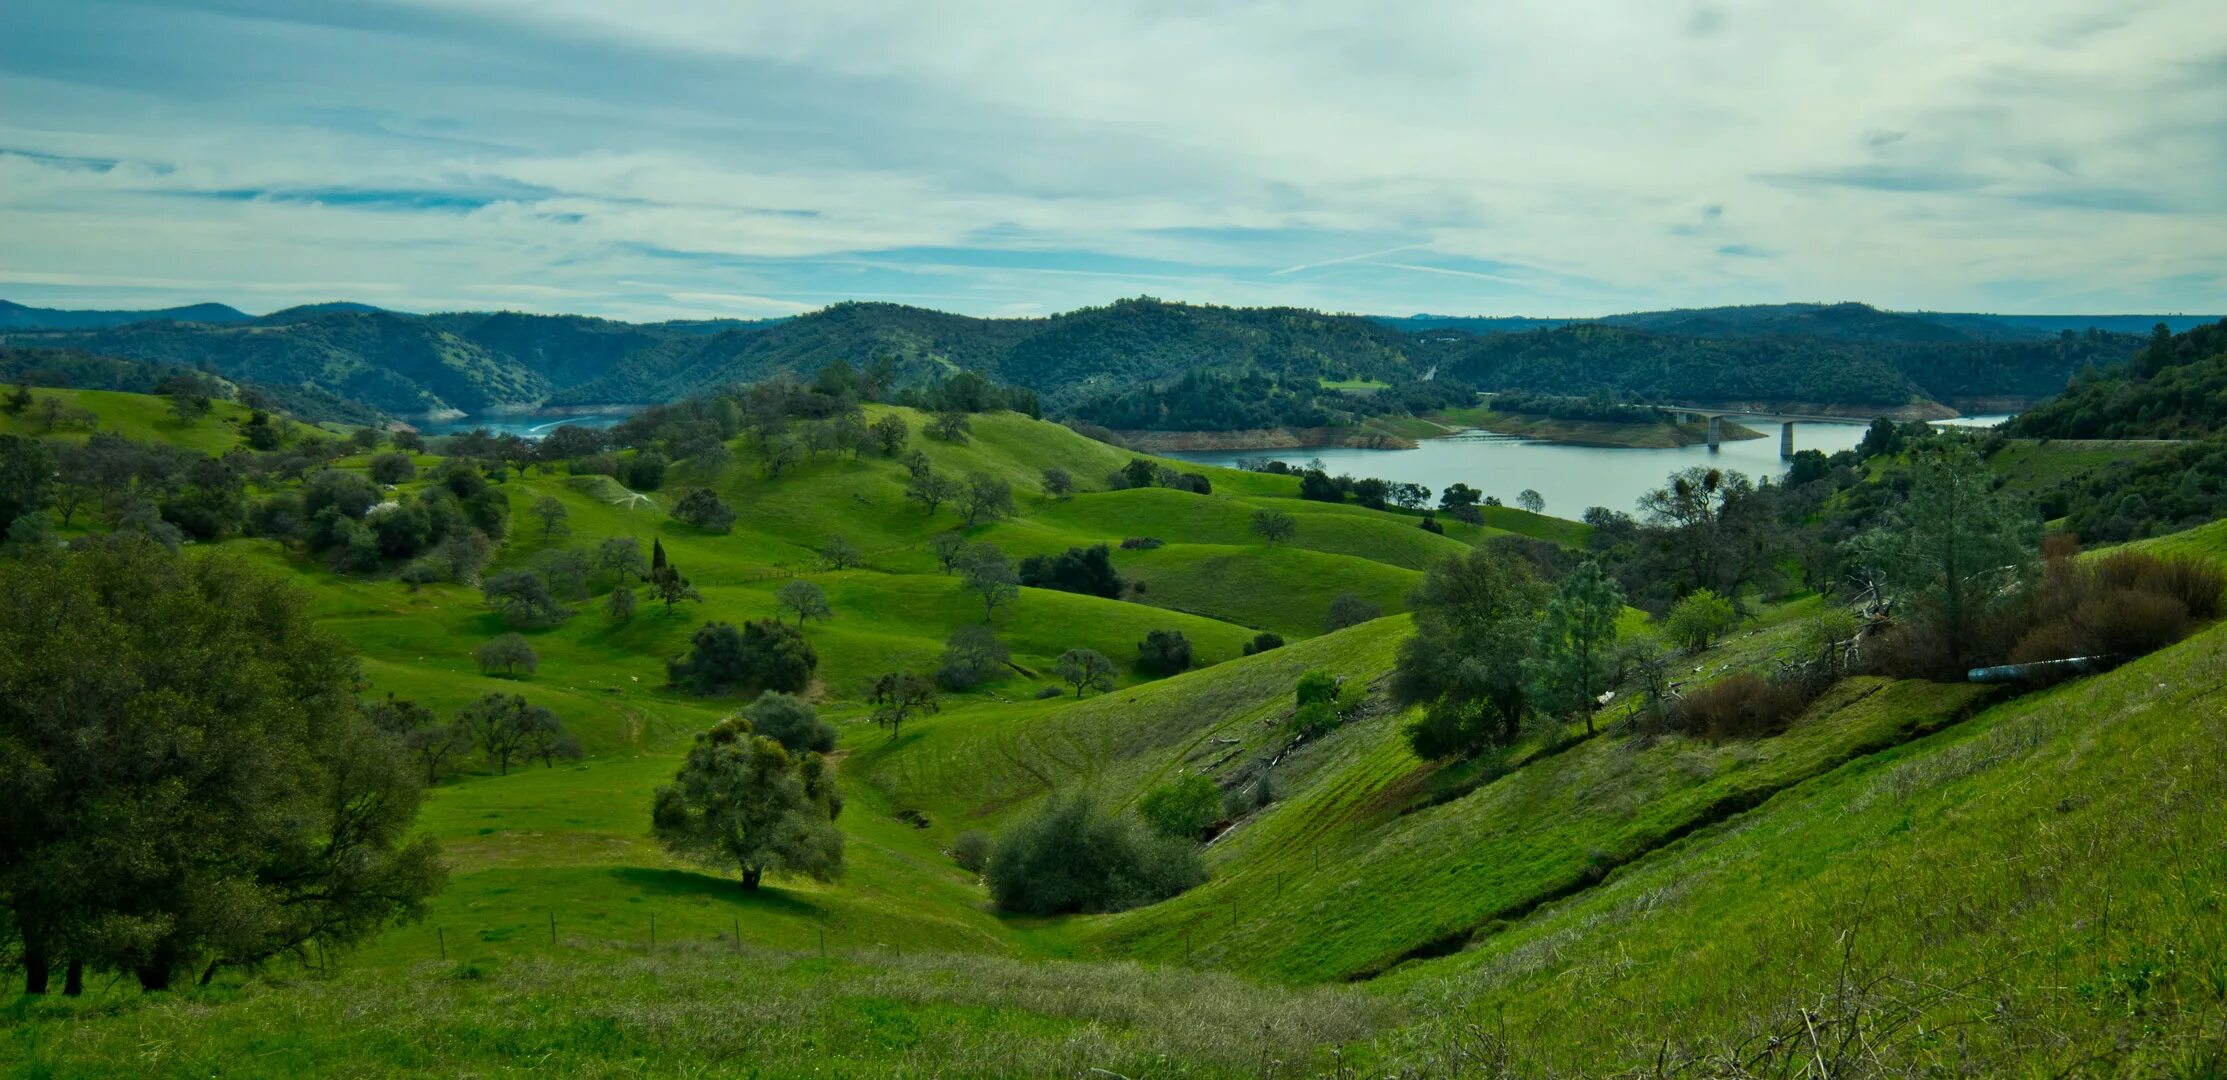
[[1427, 321, 2138, 408], [2005, 319, 2227, 439], [6, 296, 2142, 424]]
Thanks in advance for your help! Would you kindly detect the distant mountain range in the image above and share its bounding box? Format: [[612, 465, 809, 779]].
[[1, 297, 2206, 425], [1378, 303, 2224, 341]]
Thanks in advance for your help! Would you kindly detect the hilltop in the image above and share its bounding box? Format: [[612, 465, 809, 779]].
[[1, 297, 2157, 426]]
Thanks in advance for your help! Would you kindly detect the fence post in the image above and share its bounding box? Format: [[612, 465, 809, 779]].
[[549, 911, 557, 946], [437, 927, 446, 961], [732, 916, 740, 951]]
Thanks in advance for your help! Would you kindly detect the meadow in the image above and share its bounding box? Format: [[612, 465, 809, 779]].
[[5, 387, 2224, 1077]]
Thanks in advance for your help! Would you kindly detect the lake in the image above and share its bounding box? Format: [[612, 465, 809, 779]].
[[416, 410, 635, 438], [1168, 416, 2012, 518]]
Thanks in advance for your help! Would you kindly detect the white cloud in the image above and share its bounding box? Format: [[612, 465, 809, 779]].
[[0, 0, 2220, 317]]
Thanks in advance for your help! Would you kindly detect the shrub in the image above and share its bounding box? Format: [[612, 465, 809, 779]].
[[985, 793, 1205, 914], [1674, 672, 1817, 740], [1242, 631, 1284, 655], [1138, 774, 1222, 840], [1119, 537, 1163, 550], [1324, 593, 1381, 632], [368, 452, 416, 485], [625, 451, 667, 491], [1018, 544, 1124, 598], [951, 830, 993, 874], [668, 619, 818, 696], [1664, 589, 1739, 653], [672, 487, 735, 532], [743, 690, 837, 754], [1222, 771, 1278, 818], [1137, 629, 1193, 675], [1033, 684, 1064, 699], [1419, 515, 1444, 535]]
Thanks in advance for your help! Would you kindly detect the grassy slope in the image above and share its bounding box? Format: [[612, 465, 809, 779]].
[[1361, 618, 2227, 1076], [0, 387, 255, 454], [9, 388, 2220, 1077]]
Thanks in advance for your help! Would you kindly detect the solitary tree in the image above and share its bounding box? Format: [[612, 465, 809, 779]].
[[476, 632, 539, 677], [927, 530, 969, 573], [959, 472, 1015, 526], [482, 569, 570, 627], [651, 716, 843, 891], [928, 409, 971, 443], [906, 469, 960, 515], [1057, 647, 1117, 697], [1523, 560, 1624, 734], [776, 579, 832, 627], [1393, 545, 1549, 759], [1250, 508, 1297, 545], [369, 452, 416, 485], [1846, 442, 2040, 673], [530, 496, 569, 538], [672, 487, 736, 533], [937, 624, 1010, 689], [596, 536, 648, 584], [1040, 467, 1074, 499], [1517, 489, 1546, 514], [869, 670, 940, 738], [869, 414, 909, 455], [819, 535, 863, 570], [1663, 588, 1739, 653], [958, 542, 1019, 621], [1136, 628, 1193, 675], [605, 584, 638, 622], [1324, 592, 1381, 631]]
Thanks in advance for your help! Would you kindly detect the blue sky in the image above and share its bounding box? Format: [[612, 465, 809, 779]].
[[2, 0, 2223, 320]]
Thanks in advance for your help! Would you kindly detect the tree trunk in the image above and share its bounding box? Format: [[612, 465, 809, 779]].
[[200, 961, 222, 987], [63, 960, 83, 996], [22, 942, 48, 995], [741, 867, 763, 890], [136, 963, 174, 991]]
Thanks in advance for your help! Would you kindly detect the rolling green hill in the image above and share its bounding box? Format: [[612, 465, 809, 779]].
[[5, 385, 2224, 1078]]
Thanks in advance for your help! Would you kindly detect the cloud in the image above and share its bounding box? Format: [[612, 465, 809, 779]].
[[0, 0, 2221, 318]]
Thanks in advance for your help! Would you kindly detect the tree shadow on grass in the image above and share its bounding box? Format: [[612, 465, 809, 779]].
[[606, 867, 826, 918]]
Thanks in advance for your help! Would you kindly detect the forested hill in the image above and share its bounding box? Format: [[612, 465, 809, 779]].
[[1379, 303, 2223, 341], [2006, 319, 2227, 439], [2, 295, 2148, 422]]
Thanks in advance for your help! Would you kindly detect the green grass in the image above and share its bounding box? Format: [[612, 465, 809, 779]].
[[1986, 436, 2183, 496], [0, 388, 254, 454], [10, 387, 2222, 1077]]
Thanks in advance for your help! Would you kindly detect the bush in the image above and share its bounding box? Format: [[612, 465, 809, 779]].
[[368, 452, 416, 484], [668, 619, 819, 696], [743, 690, 837, 754], [1673, 672, 1818, 740], [1242, 631, 1284, 655], [1138, 773, 1223, 840], [1137, 628, 1193, 675], [1119, 537, 1163, 550], [1664, 589, 1739, 652], [1222, 771, 1278, 819], [625, 451, 668, 491], [672, 487, 735, 532], [1324, 593, 1381, 632], [985, 793, 1205, 914], [1033, 685, 1064, 699], [1017, 544, 1124, 598], [952, 830, 993, 874]]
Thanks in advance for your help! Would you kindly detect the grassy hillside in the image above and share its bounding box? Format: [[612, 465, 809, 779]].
[[6, 385, 2223, 1078]]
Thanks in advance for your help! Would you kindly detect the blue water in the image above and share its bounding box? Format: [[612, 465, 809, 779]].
[[1167, 416, 2011, 518], [416, 410, 635, 438]]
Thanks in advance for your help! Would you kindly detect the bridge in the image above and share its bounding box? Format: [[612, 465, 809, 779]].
[[1655, 406, 1885, 458]]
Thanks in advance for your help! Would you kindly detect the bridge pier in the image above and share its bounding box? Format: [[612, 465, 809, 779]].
[[1706, 415, 1721, 451], [1780, 421, 1795, 460]]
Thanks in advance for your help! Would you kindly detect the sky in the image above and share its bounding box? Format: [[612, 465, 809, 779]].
[[2, 0, 2223, 322]]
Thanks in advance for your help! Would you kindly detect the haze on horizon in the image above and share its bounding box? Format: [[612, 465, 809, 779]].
[[2, 0, 2223, 323]]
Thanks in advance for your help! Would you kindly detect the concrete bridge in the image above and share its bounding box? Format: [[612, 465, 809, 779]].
[[1660, 407, 1883, 458]]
